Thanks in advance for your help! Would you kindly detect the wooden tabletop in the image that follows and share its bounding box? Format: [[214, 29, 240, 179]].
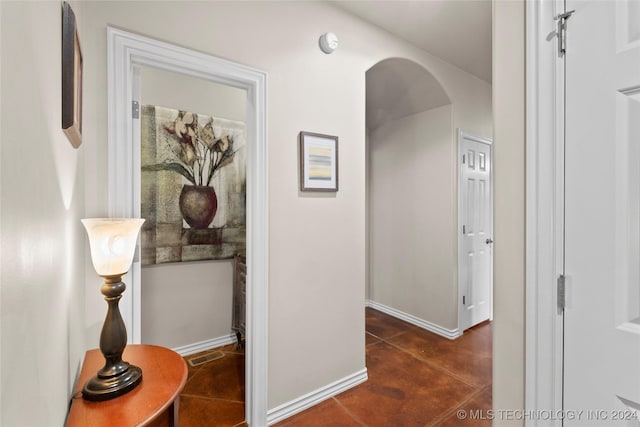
[[67, 344, 188, 427]]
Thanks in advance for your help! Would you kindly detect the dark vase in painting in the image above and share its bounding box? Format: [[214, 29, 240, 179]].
[[179, 184, 218, 229]]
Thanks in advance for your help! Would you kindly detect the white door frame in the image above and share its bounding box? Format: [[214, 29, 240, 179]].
[[107, 28, 269, 426], [457, 129, 493, 332], [525, 0, 565, 424]]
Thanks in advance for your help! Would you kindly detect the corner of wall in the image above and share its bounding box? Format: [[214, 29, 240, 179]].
[[492, 0, 526, 424]]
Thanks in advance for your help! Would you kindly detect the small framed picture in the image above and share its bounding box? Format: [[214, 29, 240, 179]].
[[62, 1, 83, 148], [299, 131, 338, 192]]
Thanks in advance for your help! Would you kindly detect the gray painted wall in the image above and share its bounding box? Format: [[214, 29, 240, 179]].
[[369, 104, 458, 330], [493, 0, 525, 423], [1, 2, 87, 425]]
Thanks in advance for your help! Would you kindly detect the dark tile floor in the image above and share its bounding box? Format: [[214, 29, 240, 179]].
[[180, 343, 248, 427], [179, 307, 492, 426]]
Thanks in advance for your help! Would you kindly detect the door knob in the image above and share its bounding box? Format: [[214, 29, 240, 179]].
[[486, 238, 494, 244]]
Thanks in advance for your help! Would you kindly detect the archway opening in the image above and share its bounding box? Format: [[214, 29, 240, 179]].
[[366, 57, 454, 329]]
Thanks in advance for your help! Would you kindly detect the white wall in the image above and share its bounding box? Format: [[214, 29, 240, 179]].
[[369, 105, 458, 330], [0, 1, 87, 425], [79, 0, 491, 411], [139, 67, 245, 349], [493, 0, 525, 424], [142, 261, 234, 348], [140, 66, 246, 121]]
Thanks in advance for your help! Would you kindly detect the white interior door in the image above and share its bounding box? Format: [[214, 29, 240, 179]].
[[564, 0, 640, 421], [459, 131, 493, 331]]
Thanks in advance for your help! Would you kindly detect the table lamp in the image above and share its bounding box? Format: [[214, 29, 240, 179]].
[[81, 218, 145, 401]]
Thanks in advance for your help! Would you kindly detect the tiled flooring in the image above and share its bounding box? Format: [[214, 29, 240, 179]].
[[180, 343, 248, 427], [179, 307, 492, 426]]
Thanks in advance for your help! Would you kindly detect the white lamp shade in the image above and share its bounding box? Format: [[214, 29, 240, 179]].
[[82, 218, 145, 276]]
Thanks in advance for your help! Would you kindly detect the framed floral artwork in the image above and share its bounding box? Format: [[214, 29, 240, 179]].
[[140, 105, 246, 265], [299, 131, 339, 192], [62, 1, 83, 148]]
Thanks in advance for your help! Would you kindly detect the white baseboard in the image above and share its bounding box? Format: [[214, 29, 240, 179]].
[[366, 299, 461, 340], [171, 334, 237, 357], [267, 368, 368, 425]]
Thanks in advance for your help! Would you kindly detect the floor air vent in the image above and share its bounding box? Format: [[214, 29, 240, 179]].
[[187, 351, 224, 367]]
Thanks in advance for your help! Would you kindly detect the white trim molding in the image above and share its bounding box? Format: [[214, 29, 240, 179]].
[[366, 300, 461, 340], [107, 28, 269, 427], [172, 334, 237, 357], [525, 1, 565, 425], [266, 369, 368, 425]]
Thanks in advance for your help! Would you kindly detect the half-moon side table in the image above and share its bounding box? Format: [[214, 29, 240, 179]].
[[67, 344, 188, 427]]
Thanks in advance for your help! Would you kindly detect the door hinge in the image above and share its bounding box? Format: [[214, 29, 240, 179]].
[[132, 100, 140, 119], [557, 274, 566, 311], [463, 225, 466, 234], [555, 10, 575, 57], [463, 295, 466, 305], [462, 154, 466, 164]]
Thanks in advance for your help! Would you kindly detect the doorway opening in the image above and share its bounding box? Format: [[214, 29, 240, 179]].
[[364, 57, 493, 416], [366, 57, 455, 333], [136, 66, 248, 424], [138, 66, 248, 353], [107, 28, 268, 426]]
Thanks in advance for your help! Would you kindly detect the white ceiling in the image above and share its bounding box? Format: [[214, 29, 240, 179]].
[[331, 0, 492, 83]]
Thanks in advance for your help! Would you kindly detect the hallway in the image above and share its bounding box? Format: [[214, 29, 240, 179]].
[[179, 308, 492, 426]]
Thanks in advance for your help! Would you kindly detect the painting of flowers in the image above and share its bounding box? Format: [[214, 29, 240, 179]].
[[140, 105, 246, 265]]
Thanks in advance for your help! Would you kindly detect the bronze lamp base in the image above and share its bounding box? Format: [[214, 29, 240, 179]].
[[82, 276, 143, 401], [82, 364, 142, 401]]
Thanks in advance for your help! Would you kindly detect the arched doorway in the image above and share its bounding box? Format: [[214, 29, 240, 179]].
[[366, 58, 459, 335]]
